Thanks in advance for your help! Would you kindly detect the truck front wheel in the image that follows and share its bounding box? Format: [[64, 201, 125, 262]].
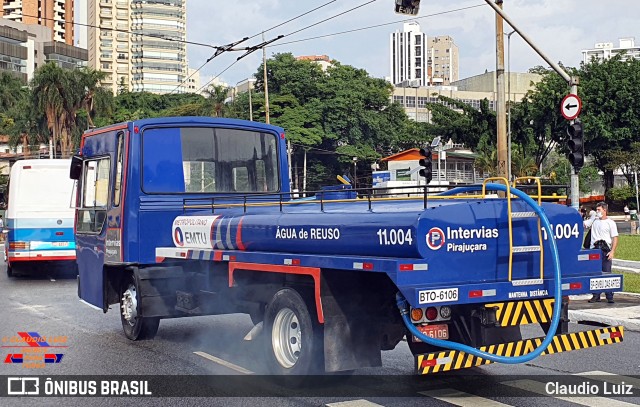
[[263, 288, 323, 375], [120, 274, 160, 340]]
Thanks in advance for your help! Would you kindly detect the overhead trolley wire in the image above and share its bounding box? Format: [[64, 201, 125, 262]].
[[272, 4, 485, 47], [198, 0, 378, 92], [172, 0, 343, 93]]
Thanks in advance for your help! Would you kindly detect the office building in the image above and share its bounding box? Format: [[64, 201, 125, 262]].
[[2, 0, 74, 45], [87, 0, 187, 94], [1, 18, 86, 82], [582, 37, 640, 63], [390, 22, 426, 86], [393, 70, 541, 122]]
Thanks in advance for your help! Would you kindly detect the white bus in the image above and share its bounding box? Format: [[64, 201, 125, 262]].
[[5, 159, 76, 277]]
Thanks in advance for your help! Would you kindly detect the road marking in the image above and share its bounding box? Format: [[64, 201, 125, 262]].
[[326, 401, 385, 407], [575, 371, 640, 388], [501, 379, 637, 407], [419, 388, 511, 406], [193, 351, 253, 374]]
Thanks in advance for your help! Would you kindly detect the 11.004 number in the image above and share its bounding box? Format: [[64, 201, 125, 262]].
[[377, 228, 413, 246]]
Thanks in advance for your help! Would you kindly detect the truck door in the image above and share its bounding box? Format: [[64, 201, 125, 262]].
[[76, 131, 124, 309]]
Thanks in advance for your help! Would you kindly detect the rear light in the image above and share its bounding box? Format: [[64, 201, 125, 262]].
[[410, 308, 423, 322], [9, 242, 28, 250], [440, 306, 452, 319], [425, 307, 438, 321], [589, 253, 600, 260], [56, 232, 64, 236], [570, 282, 582, 290]]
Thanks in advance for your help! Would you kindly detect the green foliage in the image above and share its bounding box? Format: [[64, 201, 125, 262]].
[[607, 185, 635, 204], [579, 165, 602, 195]]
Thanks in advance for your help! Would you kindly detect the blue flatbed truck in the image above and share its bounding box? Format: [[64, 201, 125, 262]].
[[71, 117, 623, 375]]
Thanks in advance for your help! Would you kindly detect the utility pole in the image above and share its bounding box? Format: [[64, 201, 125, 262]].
[[483, 0, 580, 208], [248, 79, 253, 121], [506, 30, 516, 180], [262, 32, 270, 124], [495, 0, 508, 181]]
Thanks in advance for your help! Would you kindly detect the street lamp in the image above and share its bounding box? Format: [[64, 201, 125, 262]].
[[505, 29, 516, 180], [353, 157, 358, 189]]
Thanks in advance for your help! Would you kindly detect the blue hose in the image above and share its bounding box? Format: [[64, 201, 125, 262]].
[[398, 183, 562, 364]]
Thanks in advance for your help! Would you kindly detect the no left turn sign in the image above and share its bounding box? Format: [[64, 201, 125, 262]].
[[561, 94, 582, 120]]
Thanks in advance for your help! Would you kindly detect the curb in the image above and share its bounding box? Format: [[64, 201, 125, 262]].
[[568, 309, 640, 332], [613, 259, 640, 271]]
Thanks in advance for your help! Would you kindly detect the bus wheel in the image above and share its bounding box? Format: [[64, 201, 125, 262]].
[[263, 288, 323, 375], [120, 274, 159, 340], [6, 264, 12, 278]]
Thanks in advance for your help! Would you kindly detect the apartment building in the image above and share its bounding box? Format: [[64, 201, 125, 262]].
[[87, 0, 187, 94], [427, 35, 458, 85], [390, 22, 427, 86], [582, 37, 640, 63], [2, 0, 74, 45]]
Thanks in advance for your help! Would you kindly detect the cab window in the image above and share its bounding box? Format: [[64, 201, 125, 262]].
[[76, 157, 111, 234]]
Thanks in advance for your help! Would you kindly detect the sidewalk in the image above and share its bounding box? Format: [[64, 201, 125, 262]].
[[569, 292, 640, 332]]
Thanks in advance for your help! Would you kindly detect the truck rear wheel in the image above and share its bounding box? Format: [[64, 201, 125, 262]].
[[120, 274, 159, 340], [263, 288, 323, 375]]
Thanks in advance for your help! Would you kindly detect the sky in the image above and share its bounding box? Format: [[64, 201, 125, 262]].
[[72, 1, 639, 88], [183, 0, 639, 88]]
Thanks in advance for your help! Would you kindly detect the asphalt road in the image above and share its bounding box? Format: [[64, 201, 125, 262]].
[[1, 261, 639, 406]]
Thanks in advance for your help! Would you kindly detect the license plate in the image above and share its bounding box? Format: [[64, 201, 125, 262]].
[[589, 277, 621, 290], [413, 324, 449, 342], [52, 242, 69, 247], [418, 288, 459, 304]]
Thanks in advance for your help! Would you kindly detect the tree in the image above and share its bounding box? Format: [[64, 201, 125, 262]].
[[202, 84, 230, 117], [31, 63, 69, 157], [580, 55, 640, 191]]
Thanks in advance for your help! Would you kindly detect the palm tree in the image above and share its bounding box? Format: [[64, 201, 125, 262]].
[[31, 63, 68, 158], [0, 72, 25, 111], [202, 84, 230, 117], [511, 149, 539, 178], [474, 149, 498, 178], [73, 67, 108, 128]]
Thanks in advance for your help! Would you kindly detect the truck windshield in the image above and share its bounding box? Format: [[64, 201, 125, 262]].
[[142, 126, 279, 194]]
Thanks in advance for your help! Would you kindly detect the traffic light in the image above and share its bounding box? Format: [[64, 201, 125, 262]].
[[418, 147, 433, 183], [395, 0, 420, 15], [567, 120, 584, 170]]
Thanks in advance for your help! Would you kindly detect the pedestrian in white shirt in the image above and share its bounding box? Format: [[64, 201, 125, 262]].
[[584, 202, 618, 303]]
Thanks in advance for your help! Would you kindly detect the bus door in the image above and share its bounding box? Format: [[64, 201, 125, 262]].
[[75, 130, 126, 310]]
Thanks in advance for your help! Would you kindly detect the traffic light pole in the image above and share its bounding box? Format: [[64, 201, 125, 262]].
[[569, 83, 580, 209]]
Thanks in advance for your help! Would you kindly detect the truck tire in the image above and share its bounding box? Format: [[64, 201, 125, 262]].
[[263, 288, 323, 375], [120, 274, 160, 340]]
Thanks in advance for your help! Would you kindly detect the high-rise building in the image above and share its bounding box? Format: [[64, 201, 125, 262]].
[[582, 37, 639, 63], [389, 22, 426, 86], [2, 0, 74, 45], [427, 35, 458, 85], [87, 0, 187, 94]]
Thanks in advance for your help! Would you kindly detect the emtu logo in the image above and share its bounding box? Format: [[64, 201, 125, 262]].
[[174, 227, 184, 247], [426, 227, 445, 250]]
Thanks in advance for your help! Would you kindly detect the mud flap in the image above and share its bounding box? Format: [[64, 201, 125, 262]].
[[415, 326, 624, 374]]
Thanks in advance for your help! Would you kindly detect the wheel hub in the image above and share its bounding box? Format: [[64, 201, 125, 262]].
[[121, 284, 138, 325], [272, 308, 302, 369]]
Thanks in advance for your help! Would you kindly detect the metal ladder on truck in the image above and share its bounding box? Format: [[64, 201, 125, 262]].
[[482, 177, 545, 282]]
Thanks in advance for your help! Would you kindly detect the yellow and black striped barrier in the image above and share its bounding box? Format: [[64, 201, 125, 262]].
[[485, 299, 555, 327], [415, 326, 624, 374]]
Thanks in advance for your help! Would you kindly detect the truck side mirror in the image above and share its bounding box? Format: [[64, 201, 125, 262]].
[[70, 155, 83, 180]]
